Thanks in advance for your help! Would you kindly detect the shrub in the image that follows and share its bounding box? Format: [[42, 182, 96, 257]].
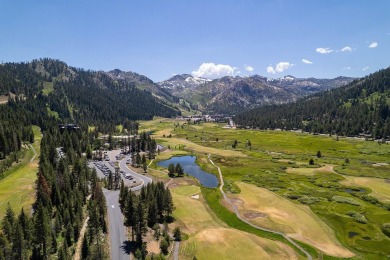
[[298, 196, 323, 205], [381, 223, 390, 237], [284, 194, 301, 200], [332, 195, 360, 206], [347, 211, 367, 224]]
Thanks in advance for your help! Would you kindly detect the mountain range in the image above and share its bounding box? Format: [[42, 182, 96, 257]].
[[158, 74, 354, 114], [0, 58, 356, 119]]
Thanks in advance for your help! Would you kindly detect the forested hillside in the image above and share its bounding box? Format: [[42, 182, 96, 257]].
[[0, 59, 180, 127], [0, 79, 109, 258], [235, 67, 390, 139]]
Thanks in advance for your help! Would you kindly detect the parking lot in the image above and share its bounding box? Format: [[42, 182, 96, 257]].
[[88, 149, 144, 189]]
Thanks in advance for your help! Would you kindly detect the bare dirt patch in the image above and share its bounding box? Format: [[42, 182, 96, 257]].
[[230, 198, 244, 204], [200, 158, 208, 164], [243, 211, 268, 219], [191, 194, 200, 199], [278, 159, 293, 163], [372, 162, 389, 167], [169, 178, 198, 189], [143, 229, 161, 254]]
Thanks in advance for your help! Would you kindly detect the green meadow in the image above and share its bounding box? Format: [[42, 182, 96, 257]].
[[146, 118, 390, 259], [0, 126, 41, 219]]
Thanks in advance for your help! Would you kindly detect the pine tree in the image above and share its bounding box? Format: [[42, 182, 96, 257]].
[[143, 160, 148, 173], [160, 238, 169, 255], [2, 203, 15, 241], [168, 163, 175, 177], [136, 153, 141, 167], [135, 248, 142, 260], [18, 208, 31, 244], [12, 222, 27, 260], [173, 226, 182, 241], [135, 199, 146, 244], [165, 189, 174, 218], [175, 163, 184, 177], [108, 171, 113, 190], [124, 192, 135, 240], [147, 199, 158, 227], [81, 234, 89, 259], [33, 203, 52, 259]]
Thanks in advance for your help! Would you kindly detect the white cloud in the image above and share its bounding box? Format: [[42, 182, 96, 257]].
[[316, 47, 333, 54], [362, 66, 370, 71], [192, 63, 239, 79], [267, 66, 275, 74], [266, 62, 294, 74], [368, 42, 378, 48], [341, 46, 352, 52], [245, 65, 254, 72], [343, 66, 351, 70], [302, 59, 313, 64]]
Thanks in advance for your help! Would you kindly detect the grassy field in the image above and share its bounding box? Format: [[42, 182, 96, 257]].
[[157, 137, 246, 157], [340, 177, 390, 203], [231, 182, 354, 258], [146, 119, 390, 259], [171, 182, 300, 260], [0, 126, 41, 219]]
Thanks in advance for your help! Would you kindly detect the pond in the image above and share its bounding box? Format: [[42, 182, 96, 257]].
[[344, 188, 366, 193], [157, 156, 219, 188]]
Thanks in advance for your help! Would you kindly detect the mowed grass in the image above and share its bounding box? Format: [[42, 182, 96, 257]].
[[0, 126, 41, 219], [340, 177, 390, 203], [157, 137, 246, 157], [231, 182, 354, 258], [172, 184, 300, 260]]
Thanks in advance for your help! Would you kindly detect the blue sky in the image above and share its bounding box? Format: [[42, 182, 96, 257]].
[[0, 1, 389, 81]]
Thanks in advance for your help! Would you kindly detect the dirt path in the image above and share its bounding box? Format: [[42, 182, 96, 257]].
[[74, 194, 92, 260], [29, 144, 37, 163], [73, 216, 90, 260], [208, 154, 313, 260]]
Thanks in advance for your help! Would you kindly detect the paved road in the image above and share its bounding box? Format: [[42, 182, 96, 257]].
[[173, 241, 180, 260], [104, 189, 131, 260], [208, 154, 313, 260], [89, 149, 154, 260], [119, 155, 152, 191]]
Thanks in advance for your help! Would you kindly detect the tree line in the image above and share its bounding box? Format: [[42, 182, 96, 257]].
[[235, 67, 390, 139], [0, 58, 180, 127], [1, 124, 108, 259], [119, 181, 174, 259]]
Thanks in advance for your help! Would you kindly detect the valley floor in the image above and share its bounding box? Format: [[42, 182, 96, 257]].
[[144, 117, 390, 259]]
